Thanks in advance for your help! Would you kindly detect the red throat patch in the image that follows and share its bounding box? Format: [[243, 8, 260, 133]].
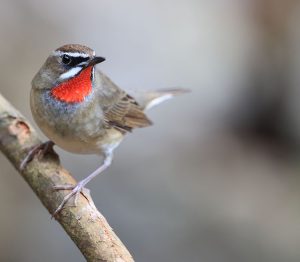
[[51, 66, 93, 103]]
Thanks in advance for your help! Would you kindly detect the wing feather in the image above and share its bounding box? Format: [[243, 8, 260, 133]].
[[103, 93, 152, 133]]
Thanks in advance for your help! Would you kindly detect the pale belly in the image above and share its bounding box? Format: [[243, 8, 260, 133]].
[[39, 122, 123, 155], [31, 90, 123, 155]]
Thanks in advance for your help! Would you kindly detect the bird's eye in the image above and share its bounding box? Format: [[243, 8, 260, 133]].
[[61, 54, 72, 65]]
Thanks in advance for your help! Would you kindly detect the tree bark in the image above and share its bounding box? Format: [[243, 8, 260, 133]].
[[0, 93, 134, 262]]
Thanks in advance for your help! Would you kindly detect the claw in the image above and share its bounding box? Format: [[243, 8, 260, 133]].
[[51, 151, 113, 217], [20, 141, 55, 171], [74, 190, 81, 206], [51, 182, 91, 218]]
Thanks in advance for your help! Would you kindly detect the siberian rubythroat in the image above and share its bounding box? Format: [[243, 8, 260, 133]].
[[22, 44, 188, 215]]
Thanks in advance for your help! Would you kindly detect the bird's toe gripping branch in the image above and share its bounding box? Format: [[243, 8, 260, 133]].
[[20, 140, 56, 171], [51, 182, 91, 217], [51, 152, 113, 216]]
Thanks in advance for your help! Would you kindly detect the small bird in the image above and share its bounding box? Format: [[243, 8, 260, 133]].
[[22, 44, 188, 216]]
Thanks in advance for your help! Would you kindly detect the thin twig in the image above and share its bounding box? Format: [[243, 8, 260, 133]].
[[0, 93, 134, 262]]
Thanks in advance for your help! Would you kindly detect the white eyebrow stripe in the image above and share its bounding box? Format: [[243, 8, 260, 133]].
[[59, 67, 82, 80], [53, 51, 90, 58]]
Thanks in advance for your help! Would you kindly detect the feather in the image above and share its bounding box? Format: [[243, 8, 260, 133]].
[[135, 88, 190, 110], [103, 93, 152, 133]]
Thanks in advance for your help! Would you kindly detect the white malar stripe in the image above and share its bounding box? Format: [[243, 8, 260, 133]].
[[59, 67, 82, 80], [53, 51, 90, 58], [92, 66, 95, 80], [77, 61, 89, 66], [145, 94, 174, 110]]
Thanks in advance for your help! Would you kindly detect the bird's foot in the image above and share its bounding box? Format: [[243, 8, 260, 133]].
[[20, 141, 55, 171], [51, 152, 113, 217], [52, 181, 91, 217]]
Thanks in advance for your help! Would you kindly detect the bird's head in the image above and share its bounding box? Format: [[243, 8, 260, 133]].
[[32, 44, 105, 103]]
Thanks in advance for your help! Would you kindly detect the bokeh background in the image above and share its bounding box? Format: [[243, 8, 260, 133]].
[[1, 0, 300, 261]]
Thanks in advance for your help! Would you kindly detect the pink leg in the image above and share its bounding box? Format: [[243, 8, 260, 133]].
[[52, 152, 113, 217]]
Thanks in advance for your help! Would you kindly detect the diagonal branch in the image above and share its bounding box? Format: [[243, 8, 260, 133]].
[[0, 93, 134, 262]]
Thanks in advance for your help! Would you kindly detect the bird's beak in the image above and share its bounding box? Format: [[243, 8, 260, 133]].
[[88, 56, 106, 67]]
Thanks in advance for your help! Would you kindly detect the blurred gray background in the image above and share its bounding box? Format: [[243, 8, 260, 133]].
[[1, 0, 300, 261]]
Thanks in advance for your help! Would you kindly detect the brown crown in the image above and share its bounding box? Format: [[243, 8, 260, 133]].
[[56, 44, 95, 56]]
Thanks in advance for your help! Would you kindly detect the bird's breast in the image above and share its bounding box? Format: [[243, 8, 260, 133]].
[[51, 66, 93, 103], [30, 88, 123, 154]]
